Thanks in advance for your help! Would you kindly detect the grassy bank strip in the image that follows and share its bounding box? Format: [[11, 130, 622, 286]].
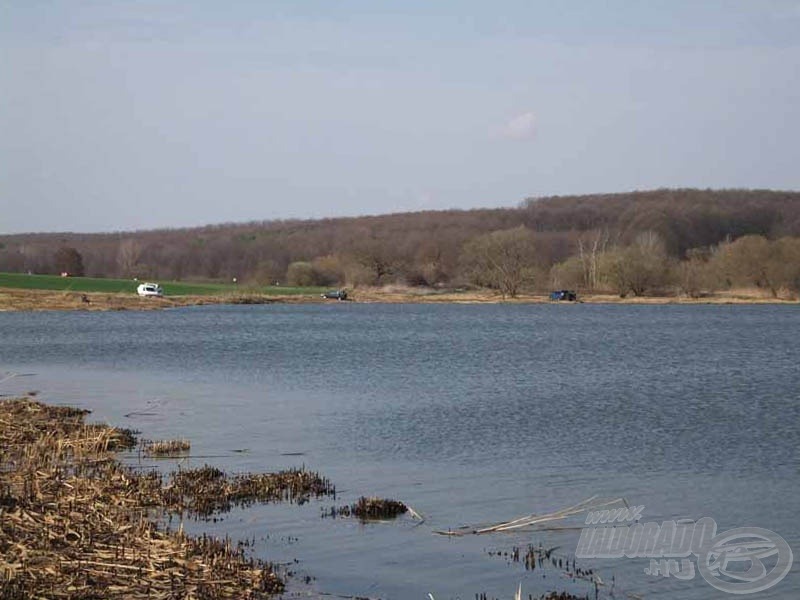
[[0, 272, 323, 297], [0, 398, 333, 598], [0, 288, 329, 311]]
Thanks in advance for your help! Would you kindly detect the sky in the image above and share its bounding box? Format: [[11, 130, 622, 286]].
[[1, 1, 799, 233]]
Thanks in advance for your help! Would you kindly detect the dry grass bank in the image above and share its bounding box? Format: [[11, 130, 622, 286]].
[[0, 288, 322, 312], [0, 286, 796, 312], [350, 286, 799, 305]]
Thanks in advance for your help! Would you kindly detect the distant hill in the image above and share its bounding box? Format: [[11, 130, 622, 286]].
[[1, 188, 798, 286], [521, 188, 800, 255]]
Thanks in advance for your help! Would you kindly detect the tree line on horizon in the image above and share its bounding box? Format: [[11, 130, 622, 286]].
[[1, 188, 799, 297]]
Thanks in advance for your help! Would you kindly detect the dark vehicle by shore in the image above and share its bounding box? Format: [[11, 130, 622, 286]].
[[321, 289, 348, 301], [550, 290, 577, 301]]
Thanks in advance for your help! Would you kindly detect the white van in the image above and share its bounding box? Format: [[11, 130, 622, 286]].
[[136, 282, 163, 297]]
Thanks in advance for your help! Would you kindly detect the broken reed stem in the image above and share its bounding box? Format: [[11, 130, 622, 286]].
[[434, 496, 627, 536]]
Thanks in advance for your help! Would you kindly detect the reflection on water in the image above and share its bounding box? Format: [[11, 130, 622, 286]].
[[1, 304, 798, 598]]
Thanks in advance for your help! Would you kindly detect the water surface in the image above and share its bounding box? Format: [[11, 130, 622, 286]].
[[1, 304, 798, 598]]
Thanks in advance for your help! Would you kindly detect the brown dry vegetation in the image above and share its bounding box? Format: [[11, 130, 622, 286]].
[[317, 285, 798, 304], [0, 288, 322, 312], [0, 288, 189, 311], [0, 397, 340, 598], [324, 497, 408, 521], [3, 189, 799, 294], [143, 439, 191, 457], [1, 284, 796, 313]]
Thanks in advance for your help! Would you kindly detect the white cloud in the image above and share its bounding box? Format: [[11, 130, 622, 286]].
[[492, 111, 537, 141]]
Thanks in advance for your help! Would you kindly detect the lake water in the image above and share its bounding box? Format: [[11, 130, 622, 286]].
[[1, 304, 798, 599]]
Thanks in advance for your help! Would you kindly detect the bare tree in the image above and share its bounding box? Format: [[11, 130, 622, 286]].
[[311, 255, 345, 286], [53, 247, 85, 277], [776, 237, 800, 294], [344, 237, 400, 286], [550, 255, 584, 290], [286, 261, 318, 287], [602, 232, 673, 297], [461, 226, 537, 298], [20, 244, 51, 274], [712, 235, 800, 297], [677, 248, 715, 298], [117, 239, 143, 277], [577, 229, 610, 290]]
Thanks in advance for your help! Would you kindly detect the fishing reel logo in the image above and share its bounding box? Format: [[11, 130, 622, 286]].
[[575, 508, 793, 594], [696, 525, 793, 594]]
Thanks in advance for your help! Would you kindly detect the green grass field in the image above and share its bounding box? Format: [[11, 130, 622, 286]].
[[0, 272, 324, 297]]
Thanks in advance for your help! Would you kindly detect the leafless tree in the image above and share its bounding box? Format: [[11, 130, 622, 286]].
[[286, 261, 318, 287], [117, 239, 143, 277], [712, 235, 800, 297], [53, 247, 85, 277], [461, 226, 538, 298], [577, 229, 610, 291], [602, 232, 674, 297]]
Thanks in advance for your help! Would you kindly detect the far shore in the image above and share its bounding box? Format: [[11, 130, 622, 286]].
[[0, 286, 796, 312], [0, 287, 317, 311]]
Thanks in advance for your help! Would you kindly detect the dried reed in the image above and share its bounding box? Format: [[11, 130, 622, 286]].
[[0, 397, 291, 598], [142, 438, 191, 457], [324, 496, 408, 520]]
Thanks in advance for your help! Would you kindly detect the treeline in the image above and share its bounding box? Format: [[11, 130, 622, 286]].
[[551, 231, 800, 298], [1, 188, 799, 297]]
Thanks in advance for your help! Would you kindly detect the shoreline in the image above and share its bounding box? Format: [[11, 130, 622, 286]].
[[0, 287, 321, 312], [0, 396, 590, 600], [0, 286, 796, 312]]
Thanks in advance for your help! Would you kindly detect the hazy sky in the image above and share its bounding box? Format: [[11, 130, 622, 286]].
[[2, 1, 799, 233]]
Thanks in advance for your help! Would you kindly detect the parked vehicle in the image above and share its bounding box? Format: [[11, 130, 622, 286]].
[[321, 289, 348, 301], [550, 290, 577, 301], [137, 282, 164, 297]]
